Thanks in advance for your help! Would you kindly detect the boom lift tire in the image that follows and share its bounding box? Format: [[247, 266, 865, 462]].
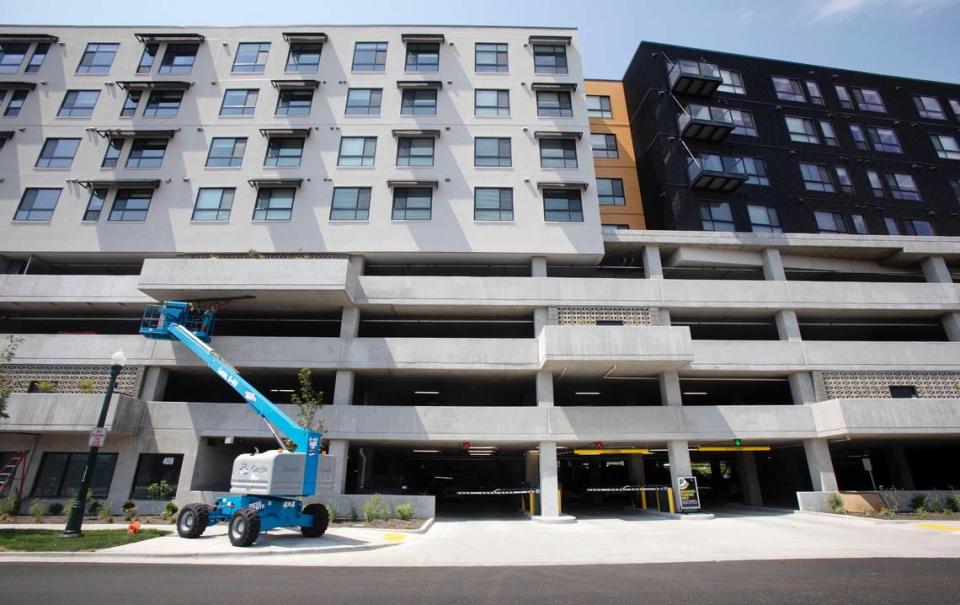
[[176, 503, 210, 539], [228, 508, 261, 547], [300, 503, 329, 537]]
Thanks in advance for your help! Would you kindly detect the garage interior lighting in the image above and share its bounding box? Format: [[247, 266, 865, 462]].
[[575, 391, 601, 396], [683, 391, 708, 395], [414, 390, 440, 395], [269, 389, 295, 393], [413, 449, 440, 453]]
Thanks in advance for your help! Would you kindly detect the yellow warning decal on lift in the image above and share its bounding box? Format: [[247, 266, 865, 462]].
[[573, 448, 651, 455]]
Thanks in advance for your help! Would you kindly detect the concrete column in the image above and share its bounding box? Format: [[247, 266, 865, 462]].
[[942, 313, 960, 342], [531, 256, 548, 277], [628, 455, 646, 484], [761, 248, 786, 281], [533, 307, 549, 337], [737, 452, 763, 507], [525, 450, 540, 489], [538, 441, 560, 517], [332, 370, 354, 406], [803, 438, 839, 492], [139, 367, 169, 400], [643, 245, 663, 279], [659, 370, 682, 406], [775, 310, 802, 342], [885, 446, 915, 490], [340, 306, 360, 339], [921, 256, 951, 283], [789, 372, 817, 405], [327, 439, 349, 494], [536, 370, 554, 408], [667, 440, 693, 503]]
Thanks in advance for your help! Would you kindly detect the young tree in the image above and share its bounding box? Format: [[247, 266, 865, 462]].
[[0, 336, 24, 420], [284, 368, 325, 451]]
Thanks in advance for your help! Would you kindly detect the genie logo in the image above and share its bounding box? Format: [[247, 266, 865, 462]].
[[308, 436, 319, 455], [217, 367, 239, 390], [244, 391, 256, 402]]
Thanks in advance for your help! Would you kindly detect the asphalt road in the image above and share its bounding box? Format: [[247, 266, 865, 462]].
[[1, 559, 959, 604]]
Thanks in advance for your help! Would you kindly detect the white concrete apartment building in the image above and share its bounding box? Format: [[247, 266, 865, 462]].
[[1, 25, 959, 519]]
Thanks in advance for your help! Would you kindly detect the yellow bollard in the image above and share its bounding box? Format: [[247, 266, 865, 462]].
[[667, 487, 676, 514], [641, 490, 647, 510], [558, 488, 562, 515], [656, 489, 661, 511], [520, 494, 526, 513], [529, 491, 536, 515]]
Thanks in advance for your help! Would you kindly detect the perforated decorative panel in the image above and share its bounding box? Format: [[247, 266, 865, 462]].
[[178, 253, 349, 260], [816, 371, 960, 400], [2, 364, 144, 397], [549, 306, 658, 326]]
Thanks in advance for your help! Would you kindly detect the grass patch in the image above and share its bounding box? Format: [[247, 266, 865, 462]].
[[0, 528, 169, 552]]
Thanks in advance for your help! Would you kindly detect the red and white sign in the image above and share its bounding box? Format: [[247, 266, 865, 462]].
[[88, 427, 108, 448]]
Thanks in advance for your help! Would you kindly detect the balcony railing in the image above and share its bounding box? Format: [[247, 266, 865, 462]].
[[668, 60, 722, 97], [678, 104, 734, 142], [688, 154, 748, 192]]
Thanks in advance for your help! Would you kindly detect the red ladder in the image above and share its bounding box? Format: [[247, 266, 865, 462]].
[[0, 451, 27, 496]]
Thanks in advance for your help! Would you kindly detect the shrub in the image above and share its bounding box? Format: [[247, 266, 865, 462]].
[[881, 487, 903, 512], [146, 480, 175, 501], [98, 502, 112, 523], [121, 500, 136, 513], [915, 507, 928, 518], [395, 502, 414, 521], [349, 504, 359, 522], [76, 379, 96, 392], [827, 493, 845, 514], [33, 380, 56, 393], [123, 504, 138, 522], [910, 495, 926, 511], [161, 501, 179, 522], [87, 500, 102, 515], [946, 495, 960, 513], [29, 502, 45, 522], [363, 494, 390, 522], [922, 495, 943, 513], [47, 502, 64, 516], [325, 503, 338, 522], [0, 492, 21, 516], [861, 508, 875, 518], [879, 507, 897, 520]]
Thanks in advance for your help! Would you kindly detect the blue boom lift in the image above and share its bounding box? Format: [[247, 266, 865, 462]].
[[139, 301, 328, 546]]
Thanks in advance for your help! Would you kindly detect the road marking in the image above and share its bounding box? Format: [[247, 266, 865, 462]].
[[383, 533, 406, 542], [914, 523, 960, 533]]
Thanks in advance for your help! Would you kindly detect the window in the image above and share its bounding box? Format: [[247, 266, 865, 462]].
[[835, 85, 853, 109], [587, 95, 612, 118], [903, 218, 935, 236], [849, 124, 868, 150], [800, 163, 835, 192], [730, 109, 757, 136], [475, 89, 509, 116], [31, 452, 117, 498], [4, 89, 28, 116], [474, 137, 511, 167], [886, 173, 922, 201], [58, 90, 99, 117], [14, 188, 61, 221], [35, 138, 80, 168], [101, 137, 123, 168], [83, 188, 107, 221], [772, 76, 805, 102], [884, 217, 901, 235], [533, 44, 567, 74], [851, 214, 869, 234], [591, 133, 618, 159], [126, 138, 167, 168], [815, 211, 847, 233], [352, 42, 387, 72], [890, 385, 918, 398], [253, 188, 295, 220], [742, 157, 769, 186], [137, 43, 158, 74], [867, 170, 885, 197], [130, 454, 184, 500], [345, 88, 382, 115], [120, 90, 142, 117], [950, 100, 960, 119], [0, 42, 29, 73], [206, 137, 246, 167], [392, 187, 432, 220], [835, 166, 855, 194], [337, 136, 377, 166], [220, 89, 258, 116], [158, 44, 198, 74], [400, 89, 437, 115], [747, 205, 782, 233], [852, 87, 886, 112], [405, 42, 439, 72], [76, 42, 118, 74], [474, 187, 513, 221], [700, 202, 735, 232], [109, 189, 153, 221], [143, 90, 183, 118], [264, 137, 304, 167], [475, 43, 508, 72], [543, 188, 583, 222], [931, 134, 960, 160], [785, 116, 819, 144], [718, 69, 745, 94], [819, 120, 838, 146], [25, 42, 50, 73], [286, 43, 322, 73], [396, 137, 435, 166], [330, 187, 371, 220], [597, 178, 625, 205], [537, 91, 572, 117], [866, 126, 902, 153], [914, 95, 945, 120], [276, 89, 313, 116], [233, 42, 269, 73], [192, 188, 234, 221], [539, 138, 578, 168], [805, 81, 824, 105]]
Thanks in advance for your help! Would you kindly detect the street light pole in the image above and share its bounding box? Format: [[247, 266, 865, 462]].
[[63, 350, 127, 538]]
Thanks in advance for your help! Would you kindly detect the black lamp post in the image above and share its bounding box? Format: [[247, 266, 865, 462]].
[[62, 350, 127, 538]]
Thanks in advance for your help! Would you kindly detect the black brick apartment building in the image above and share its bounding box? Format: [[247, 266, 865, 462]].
[[624, 41, 960, 236]]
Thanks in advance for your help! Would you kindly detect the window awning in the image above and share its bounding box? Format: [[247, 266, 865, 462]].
[[247, 178, 303, 188], [387, 180, 439, 188], [0, 81, 37, 90], [533, 130, 583, 140], [531, 82, 577, 92], [391, 129, 441, 138], [537, 181, 589, 190], [259, 128, 311, 138], [94, 128, 177, 139], [0, 33, 59, 43], [134, 33, 205, 44], [77, 179, 161, 189], [396, 80, 443, 90], [115, 80, 192, 91], [271, 79, 320, 90], [528, 35, 572, 46], [0, 131, 14, 141], [282, 32, 328, 43], [401, 33, 445, 43]]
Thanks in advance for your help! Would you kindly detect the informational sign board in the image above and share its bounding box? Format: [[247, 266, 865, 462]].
[[677, 476, 701, 512], [88, 427, 107, 448], [861, 458, 873, 472]]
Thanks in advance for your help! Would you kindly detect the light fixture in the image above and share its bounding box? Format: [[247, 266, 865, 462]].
[[413, 449, 440, 453], [414, 390, 440, 395], [575, 391, 601, 396], [683, 391, 708, 396], [270, 388, 295, 393], [111, 350, 127, 367]]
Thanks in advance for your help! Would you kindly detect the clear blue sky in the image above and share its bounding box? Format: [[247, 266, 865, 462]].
[[5, 0, 960, 83]]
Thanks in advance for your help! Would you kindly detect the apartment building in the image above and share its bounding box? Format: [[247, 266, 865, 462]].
[[1, 27, 959, 520]]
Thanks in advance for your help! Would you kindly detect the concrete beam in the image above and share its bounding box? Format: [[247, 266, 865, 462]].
[[539, 441, 560, 517], [643, 246, 663, 279], [803, 438, 838, 492]]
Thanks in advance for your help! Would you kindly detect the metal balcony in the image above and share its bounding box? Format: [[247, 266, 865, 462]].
[[688, 154, 748, 192], [668, 60, 722, 97], [678, 104, 734, 142]]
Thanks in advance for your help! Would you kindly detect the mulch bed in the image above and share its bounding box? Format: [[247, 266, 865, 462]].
[[329, 518, 428, 530], [847, 512, 959, 521], [1, 515, 173, 525]]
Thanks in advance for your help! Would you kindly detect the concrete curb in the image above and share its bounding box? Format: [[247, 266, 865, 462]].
[[532, 514, 577, 524], [794, 510, 953, 526], [333, 517, 435, 534], [634, 509, 715, 521], [0, 540, 401, 560]]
